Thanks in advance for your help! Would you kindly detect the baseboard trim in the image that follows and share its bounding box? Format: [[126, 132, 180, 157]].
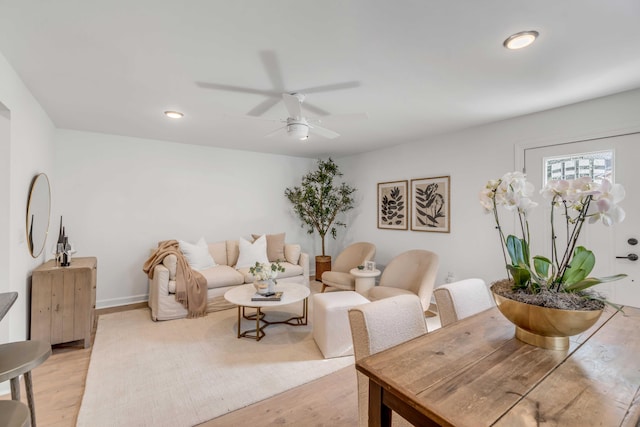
[[96, 302, 148, 316]]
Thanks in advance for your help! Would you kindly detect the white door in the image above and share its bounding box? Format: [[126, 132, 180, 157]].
[[524, 134, 640, 308]]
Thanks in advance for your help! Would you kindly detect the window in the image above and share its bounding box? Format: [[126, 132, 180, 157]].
[[543, 150, 613, 185]]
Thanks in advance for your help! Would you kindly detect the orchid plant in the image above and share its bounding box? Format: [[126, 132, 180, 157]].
[[480, 171, 626, 301], [249, 261, 285, 283]]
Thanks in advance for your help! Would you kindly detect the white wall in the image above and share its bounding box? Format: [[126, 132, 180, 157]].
[[336, 88, 640, 288], [0, 52, 55, 343], [0, 52, 55, 396], [54, 130, 316, 307]]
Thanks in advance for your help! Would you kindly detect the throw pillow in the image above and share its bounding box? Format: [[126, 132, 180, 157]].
[[235, 235, 269, 269], [252, 232, 285, 262], [178, 237, 216, 271], [285, 244, 301, 265]]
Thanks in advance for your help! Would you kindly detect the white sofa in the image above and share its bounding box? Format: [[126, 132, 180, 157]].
[[148, 239, 309, 321]]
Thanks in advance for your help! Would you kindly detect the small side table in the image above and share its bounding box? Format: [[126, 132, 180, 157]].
[[350, 268, 381, 297]]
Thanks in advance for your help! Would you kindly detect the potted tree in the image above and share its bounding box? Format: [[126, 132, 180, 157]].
[[285, 158, 356, 280]]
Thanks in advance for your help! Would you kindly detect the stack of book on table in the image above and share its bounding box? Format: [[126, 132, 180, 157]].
[[251, 291, 283, 301]]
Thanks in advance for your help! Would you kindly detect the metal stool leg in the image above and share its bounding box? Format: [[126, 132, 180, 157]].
[[10, 375, 21, 400], [24, 371, 37, 427]]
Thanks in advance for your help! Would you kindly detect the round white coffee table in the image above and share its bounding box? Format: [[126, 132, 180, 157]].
[[224, 282, 310, 341], [350, 268, 381, 297]]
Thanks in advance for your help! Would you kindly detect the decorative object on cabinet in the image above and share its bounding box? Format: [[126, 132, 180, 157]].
[[54, 216, 74, 267], [377, 180, 408, 230], [26, 173, 51, 258], [410, 175, 450, 232], [31, 257, 97, 348]]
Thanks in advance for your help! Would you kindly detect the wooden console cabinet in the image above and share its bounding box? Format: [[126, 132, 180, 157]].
[[31, 257, 97, 348]]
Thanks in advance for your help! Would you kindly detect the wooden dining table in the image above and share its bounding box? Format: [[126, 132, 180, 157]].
[[355, 305, 640, 426]]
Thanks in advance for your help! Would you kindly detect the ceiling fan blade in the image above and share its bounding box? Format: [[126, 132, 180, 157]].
[[308, 112, 369, 125], [297, 81, 361, 94], [264, 125, 287, 138], [196, 82, 280, 97], [309, 124, 340, 139], [247, 97, 281, 117], [259, 50, 286, 92], [300, 102, 330, 117], [282, 94, 302, 118]]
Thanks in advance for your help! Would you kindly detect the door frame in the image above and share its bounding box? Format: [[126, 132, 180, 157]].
[[515, 124, 640, 173]]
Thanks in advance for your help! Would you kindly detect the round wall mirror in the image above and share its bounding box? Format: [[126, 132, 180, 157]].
[[26, 173, 51, 258]]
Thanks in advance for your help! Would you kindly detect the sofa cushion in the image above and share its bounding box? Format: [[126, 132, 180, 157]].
[[237, 261, 303, 283], [226, 240, 240, 268], [277, 262, 304, 279], [236, 235, 269, 269], [199, 265, 245, 289], [208, 241, 228, 266], [284, 244, 301, 265], [178, 237, 216, 270], [252, 233, 285, 262]]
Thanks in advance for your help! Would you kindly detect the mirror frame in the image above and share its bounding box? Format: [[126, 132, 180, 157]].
[[26, 173, 51, 258]]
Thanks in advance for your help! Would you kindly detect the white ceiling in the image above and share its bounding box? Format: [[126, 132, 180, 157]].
[[1, 1, 640, 158]]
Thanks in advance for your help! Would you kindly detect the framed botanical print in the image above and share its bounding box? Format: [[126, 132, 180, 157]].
[[410, 176, 450, 233], [377, 180, 408, 230]]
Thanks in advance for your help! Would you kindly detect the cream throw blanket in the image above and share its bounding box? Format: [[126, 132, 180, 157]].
[[143, 239, 208, 318]]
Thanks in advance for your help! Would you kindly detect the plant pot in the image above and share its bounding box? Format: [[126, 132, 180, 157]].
[[315, 255, 332, 281], [491, 285, 604, 351]]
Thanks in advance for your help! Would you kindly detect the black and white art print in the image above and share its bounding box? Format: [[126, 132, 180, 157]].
[[377, 180, 408, 230], [410, 176, 450, 233]]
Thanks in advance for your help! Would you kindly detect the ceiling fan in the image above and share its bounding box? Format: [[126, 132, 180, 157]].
[[263, 92, 367, 141], [196, 50, 367, 140]]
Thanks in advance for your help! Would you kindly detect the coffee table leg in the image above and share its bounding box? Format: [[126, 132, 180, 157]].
[[236, 306, 266, 341], [237, 306, 241, 338], [255, 307, 262, 341]]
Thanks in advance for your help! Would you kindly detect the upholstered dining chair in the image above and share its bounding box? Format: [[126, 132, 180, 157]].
[[367, 249, 439, 313], [321, 242, 376, 292], [348, 294, 427, 427], [433, 278, 495, 327]]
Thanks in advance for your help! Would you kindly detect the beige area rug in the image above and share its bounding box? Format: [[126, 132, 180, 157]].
[[77, 300, 354, 427]]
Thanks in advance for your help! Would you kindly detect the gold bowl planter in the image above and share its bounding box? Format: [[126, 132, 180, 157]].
[[491, 290, 603, 351]]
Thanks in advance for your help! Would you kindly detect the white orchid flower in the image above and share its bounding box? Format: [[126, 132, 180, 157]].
[[588, 179, 626, 226], [478, 188, 494, 213], [540, 179, 570, 200]]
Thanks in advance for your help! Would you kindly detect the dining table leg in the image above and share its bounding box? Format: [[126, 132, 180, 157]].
[[369, 379, 392, 427]]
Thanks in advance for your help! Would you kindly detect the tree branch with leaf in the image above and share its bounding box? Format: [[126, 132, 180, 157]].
[[285, 158, 356, 256]]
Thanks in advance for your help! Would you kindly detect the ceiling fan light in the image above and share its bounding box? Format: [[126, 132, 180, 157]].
[[503, 31, 539, 50], [164, 110, 184, 119], [287, 123, 309, 140]]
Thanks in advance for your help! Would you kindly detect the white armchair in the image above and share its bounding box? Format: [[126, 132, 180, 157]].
[[367, 249, 439, 312], [321, 242, 376, 292]]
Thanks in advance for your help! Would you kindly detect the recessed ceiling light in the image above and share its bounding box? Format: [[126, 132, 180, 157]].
[[164, 110, 184, 119], [503, 31, 539, 50]]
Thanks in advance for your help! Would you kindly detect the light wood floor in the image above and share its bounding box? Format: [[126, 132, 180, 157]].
[[0, 280, 360, 426]]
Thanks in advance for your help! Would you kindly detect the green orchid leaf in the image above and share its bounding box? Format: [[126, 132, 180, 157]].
[[507, 264, 530, 289], [563, 247, 595, 285], [563, 274, 628, 292], [506, 235, 526, 266], [533, 256, 551, 279]]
